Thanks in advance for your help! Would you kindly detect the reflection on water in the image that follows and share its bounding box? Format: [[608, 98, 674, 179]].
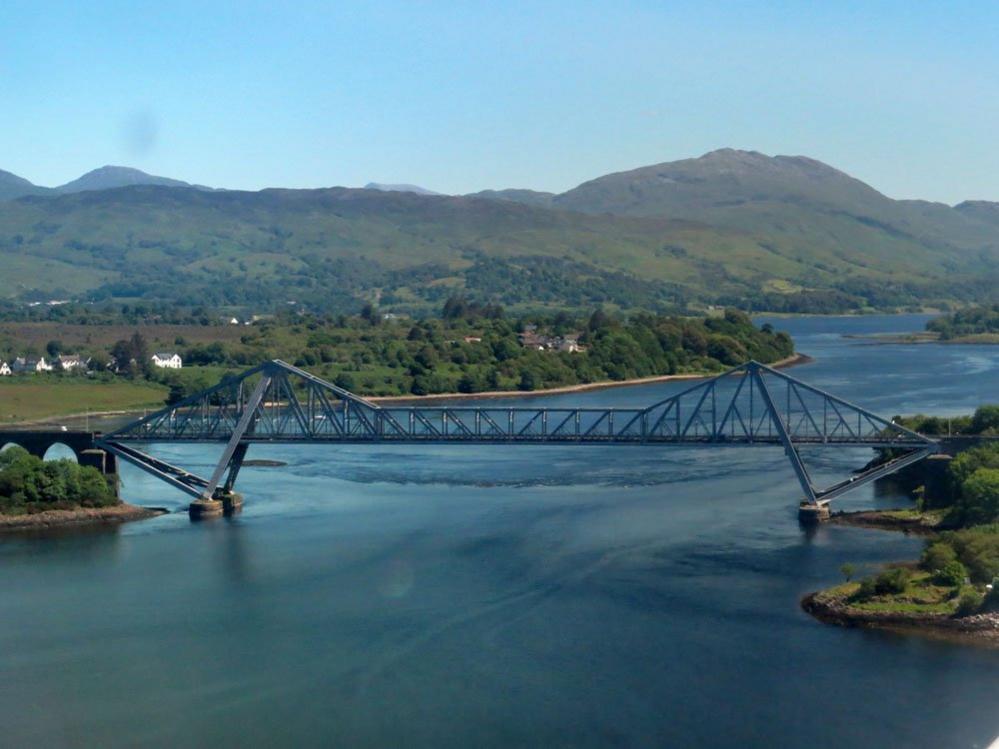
[[2, 315, 999, 748]]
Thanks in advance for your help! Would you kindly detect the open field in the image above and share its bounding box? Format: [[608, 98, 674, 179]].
[[0, 379, 168, 425], [0, 322, 247, 353]]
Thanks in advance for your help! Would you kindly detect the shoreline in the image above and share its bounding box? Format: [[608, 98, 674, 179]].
[[7, 352, 814, 424], [369, 352, 813, 405], [805, 508, 999, 646], [0, 503, 168, 534], [801, 590, 999, 647], [844, 332, 999, 346], [827, 508, 947, 535]]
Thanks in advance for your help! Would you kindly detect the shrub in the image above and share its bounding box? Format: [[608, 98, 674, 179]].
[[874, 567, 912, 596], [956, 588, 984, 617], [934, 560, 968, 587], [855, 577, 878, 601], [921, 542, 958, 572], [956, 467, 999, 526], [942, 526, 999, 583], [855, 567, 912, 600]]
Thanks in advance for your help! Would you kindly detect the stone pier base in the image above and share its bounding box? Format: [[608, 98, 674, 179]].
[[188, 498, 224, 519], [798, 502, 831, 525], [221, 492, 244, 515]]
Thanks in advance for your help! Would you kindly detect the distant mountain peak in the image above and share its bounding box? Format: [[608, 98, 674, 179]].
[[0, 168, 50, 200], [55, 166, 194, 194], [364, 182, 443, 196]]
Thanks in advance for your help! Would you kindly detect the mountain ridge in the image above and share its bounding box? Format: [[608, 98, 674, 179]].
[[2, 149, 999, 313], [54, 165, 195, 194]]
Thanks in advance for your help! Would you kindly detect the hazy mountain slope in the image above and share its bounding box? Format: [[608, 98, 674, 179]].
[[464, 189, 555, 208], [955, 200, 999, 229], [0, 183, 962, 309], [0, 169, 51, 201], [2, 150, 999, 312], [55, 166, 194, 193], [364, 182, 442, 196], [458, 150, 999, 277]]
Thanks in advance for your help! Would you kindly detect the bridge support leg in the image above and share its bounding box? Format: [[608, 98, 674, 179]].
[[190, 375, 269, 520], [750, 366, 821, 513], [223, 442, 249, 493]]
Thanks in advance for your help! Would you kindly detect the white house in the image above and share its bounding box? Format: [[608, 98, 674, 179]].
[[151, 352, 183, 369], [57, 354, 90, 372], [11, 357, 53, 374], [0, 361, 11, 376]]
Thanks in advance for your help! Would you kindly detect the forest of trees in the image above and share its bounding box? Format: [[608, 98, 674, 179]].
[[152, 304, 794, 401], [0, 298, 795, 404]]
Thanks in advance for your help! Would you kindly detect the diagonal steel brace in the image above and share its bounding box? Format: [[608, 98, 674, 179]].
[[200, 374, 271, 500]]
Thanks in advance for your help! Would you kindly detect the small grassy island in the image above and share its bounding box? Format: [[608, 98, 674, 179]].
[[0, 446, 160, 532], [805, 406, 999, 644]]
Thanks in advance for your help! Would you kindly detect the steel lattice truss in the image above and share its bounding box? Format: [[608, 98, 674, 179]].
[[99, 360, 938, 505]]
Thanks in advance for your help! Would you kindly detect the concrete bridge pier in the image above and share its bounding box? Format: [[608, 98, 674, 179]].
[[798, 502, 831, 524], [188, 491, 243, 520]]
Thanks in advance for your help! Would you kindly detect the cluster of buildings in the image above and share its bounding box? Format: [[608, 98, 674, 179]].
[[0, 352, 182, 376], [518, 327, 585, 354], [0, 354, 90, 376]]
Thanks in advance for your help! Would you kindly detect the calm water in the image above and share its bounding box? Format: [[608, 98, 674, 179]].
[[2, 314, 999, 748]]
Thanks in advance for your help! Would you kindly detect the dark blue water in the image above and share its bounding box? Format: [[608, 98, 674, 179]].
[[2, 314, 998, 748]]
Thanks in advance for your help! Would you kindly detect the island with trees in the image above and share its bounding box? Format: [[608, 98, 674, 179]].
[[0, 445, 161, 532]]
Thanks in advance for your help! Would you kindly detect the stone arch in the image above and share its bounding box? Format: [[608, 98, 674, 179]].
[[42, 442, 79, 463], [0, 441, 24, 454]]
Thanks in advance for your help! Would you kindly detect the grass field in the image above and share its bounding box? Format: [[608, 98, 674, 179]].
[[0, 322, 247, 352], [0, 379, 168, 425]]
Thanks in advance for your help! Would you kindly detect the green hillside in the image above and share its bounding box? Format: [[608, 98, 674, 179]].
[[2, 150, 999, 313]]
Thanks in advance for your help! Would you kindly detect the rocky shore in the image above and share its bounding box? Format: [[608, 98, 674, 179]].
[[802, 589, 999, 647], [0, 503, 167, 534], [827, 508, 947, 534]]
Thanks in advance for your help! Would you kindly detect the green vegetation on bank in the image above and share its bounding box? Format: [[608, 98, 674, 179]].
[[828, 527, 999, 619], [828, 406, 999, 621], [876, 406, 999, 527], [926, 305, 999, 340], [1, 302, 794, 405], [0, 446, 116, 515], [5, 147, 999, 314]]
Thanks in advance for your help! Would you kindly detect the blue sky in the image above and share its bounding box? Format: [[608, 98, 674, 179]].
[[1, 1, 998, 202]]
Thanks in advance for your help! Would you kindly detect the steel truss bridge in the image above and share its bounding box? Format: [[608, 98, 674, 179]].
[[97, 359, 938, 507]]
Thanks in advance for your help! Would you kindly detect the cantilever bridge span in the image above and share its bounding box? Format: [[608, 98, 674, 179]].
[[94, 359, 939, 510]]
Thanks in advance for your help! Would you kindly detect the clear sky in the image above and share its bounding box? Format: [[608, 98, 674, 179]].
[[2, 1, 998, 203]]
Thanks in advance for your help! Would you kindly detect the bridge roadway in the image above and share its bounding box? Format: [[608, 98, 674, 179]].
[[2, 360, 944, 518]]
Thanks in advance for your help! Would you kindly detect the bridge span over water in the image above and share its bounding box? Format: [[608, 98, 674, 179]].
[[101, 359, 943, 512], [0, 360, 941, 517]]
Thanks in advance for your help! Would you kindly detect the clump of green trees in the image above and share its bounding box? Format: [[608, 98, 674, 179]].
[[153, 303, 794, 402], [926, 305, 999, 340], [843, 436, 999, 616], [0, 446, 116, 515]]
